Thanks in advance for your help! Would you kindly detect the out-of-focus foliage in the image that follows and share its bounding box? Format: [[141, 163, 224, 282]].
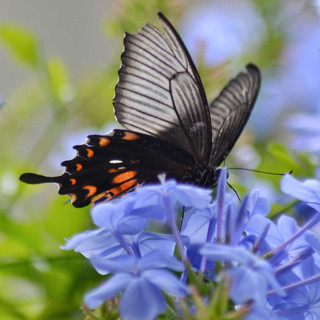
[[0, 0, 319, 319], [0, 23, 40, 69]]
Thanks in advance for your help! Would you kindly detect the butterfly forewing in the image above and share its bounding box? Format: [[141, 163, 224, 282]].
[[209, 64, 261, 167], [114, 13, 212, 165]]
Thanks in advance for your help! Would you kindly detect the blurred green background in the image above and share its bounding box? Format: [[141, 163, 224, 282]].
[[1, 0, 319, 319]]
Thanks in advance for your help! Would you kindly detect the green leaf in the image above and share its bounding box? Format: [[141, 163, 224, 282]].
[[0, 23, 41, 69], [267, 143, 300, 172], [208, 275, 229, 318], [47, 57, 74, 102]]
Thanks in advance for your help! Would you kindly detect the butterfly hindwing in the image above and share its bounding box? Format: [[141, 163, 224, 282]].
[[114, 12, 212, 165], [20, 130, 195, 207], [209, 64, 261, 167]]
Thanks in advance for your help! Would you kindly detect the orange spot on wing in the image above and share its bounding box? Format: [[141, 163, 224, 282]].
[[112, 171, 137, 184], [120, 179, 138, 192], [91, 191, 113, 204], [86, 148, 94, 158], [109, 178, 138, 197], [108, 187, 122, 197], [83, 185, 97, 198], [99, 137, 110, 146], [122, 132, 140, 141], [76, 163, 82, 171], [70, 178, 76, 185], [109, 168, 117, 173]]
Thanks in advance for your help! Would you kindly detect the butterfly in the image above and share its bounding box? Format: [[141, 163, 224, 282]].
[[20, 12, 261, 208]]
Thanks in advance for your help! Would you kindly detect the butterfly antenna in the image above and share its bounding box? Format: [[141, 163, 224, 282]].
[[227, 182, 241, 202], [227, 168, 293, 176]]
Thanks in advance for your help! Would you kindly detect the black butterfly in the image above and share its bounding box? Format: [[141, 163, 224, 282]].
[[20, 12, 261, 208]]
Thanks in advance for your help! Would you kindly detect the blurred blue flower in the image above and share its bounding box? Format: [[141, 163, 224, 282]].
[[281, 17, 320, 112], [181, 0, 264, 66], [285, 113, 320, 155], [246, 3, 320, 135], [315, 0, 320, 16]]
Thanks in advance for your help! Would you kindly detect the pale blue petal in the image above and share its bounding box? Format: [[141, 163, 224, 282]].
[[281, 175, 320, 211], [228, 266, 267, 305], [62, 229, 103, 251], [171, 184, 212, 208], [305, 232, 320, 255], [62, 229, 118, 259], [93, 198, 148, 234], [120, 278, 165, 320], [137, 232, 177, 257], [201, 244, 251, 265], [253, 194, 270, 216], [180, 207, 213, 243], [117, 215, 148, 234], [90, 255, 136, 274], [84, 273, 132, 309], [244, 306, 280, 320], [143, 268, 189, 297], [132, 205, 166, 220], [138, 249, 184, 271], [245, 214, 282, 249], [91, 202, 121, 228]]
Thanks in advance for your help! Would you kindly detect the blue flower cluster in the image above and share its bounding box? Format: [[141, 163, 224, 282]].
[[63, 168, 320, 320]]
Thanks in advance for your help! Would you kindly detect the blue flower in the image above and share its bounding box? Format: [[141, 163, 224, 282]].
[[201, 244, 285, 305], [63, 169, 320, 319], [184, 169, 320, 318], [269, 256, 320, 319], [181, 0, 264, 65], [62, 195, 149, 258], [84, 250, 188, 320]]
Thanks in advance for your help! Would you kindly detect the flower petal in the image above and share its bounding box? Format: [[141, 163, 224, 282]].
[[62, 229, 119, 259], [120, 278, 165, 320], [228, 266, 267, 305], [142, 268, 189, 297], [138, 249, 184, 271], [84, 273, 132, 309], [281, 174, 320, 211], [90, 255, 136, 274]]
